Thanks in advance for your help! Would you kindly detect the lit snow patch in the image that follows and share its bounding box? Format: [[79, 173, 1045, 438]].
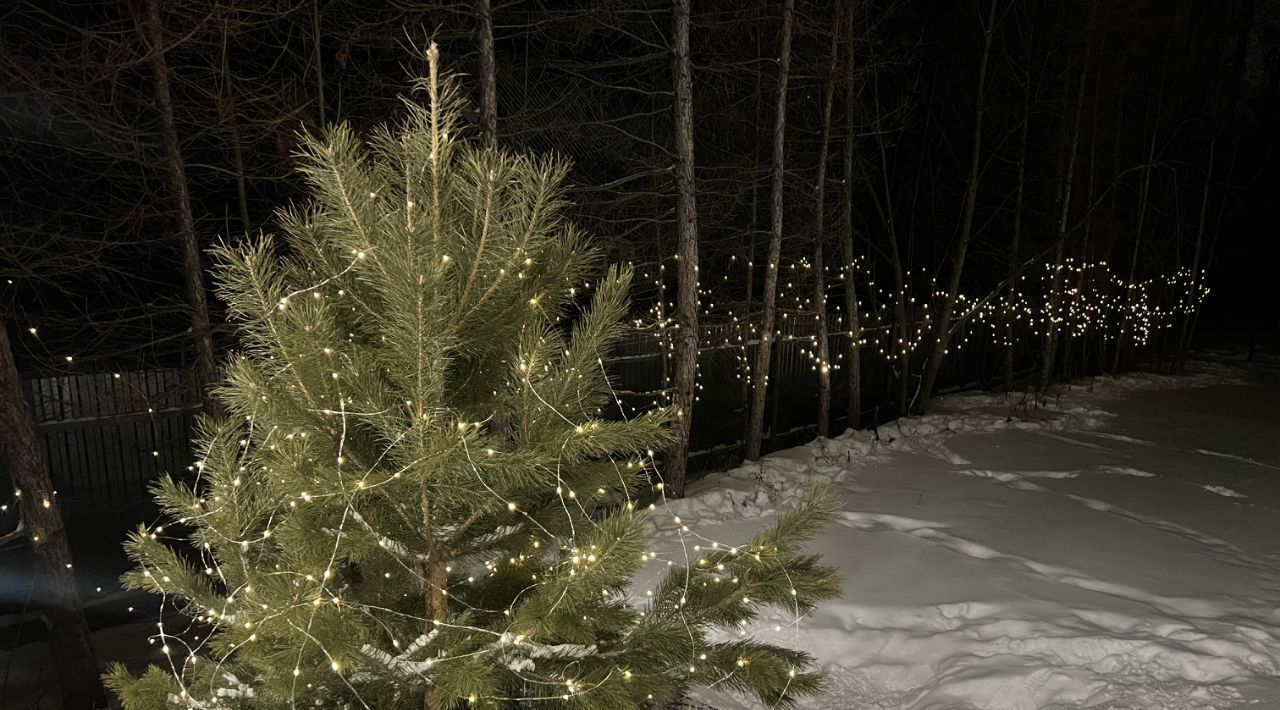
[[1201, 484, 1247, 499]]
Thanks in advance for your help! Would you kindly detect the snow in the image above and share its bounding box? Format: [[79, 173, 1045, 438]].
[[1203, 484, 1249, 499], [6, 359, 1278, 709], [653, 360, 1280, 709]]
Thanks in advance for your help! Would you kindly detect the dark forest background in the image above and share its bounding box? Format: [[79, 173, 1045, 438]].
[[2, 1, 1279, 707], [2, 0, 1274, 373]]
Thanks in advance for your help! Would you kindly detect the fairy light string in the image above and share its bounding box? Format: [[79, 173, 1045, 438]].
[[3, 233, 1208, 709]]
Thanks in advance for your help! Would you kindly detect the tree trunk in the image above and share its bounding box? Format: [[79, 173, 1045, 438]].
[[0, 320, 106, 710], [811, 4, 842, 439], [1113, 53, 1166, 374], [1039, 55, 1088, 396], [1005, 64, 1031, 394], [666, 0, 699, 497], [746, 0, 795, 461], [1101, 101, 1125, 375], [312, 0, 325, 126], [890, 232, 909, 417], [1061, 246, 1088, 380], [227, 106, 252, 235], [841, 0, 861, 432], [1063, 60, 1101, 382], [1175, 138, 1215, 371], [420, 493, 449, 710], [145, 0, 219, 417], [740, 235, 756, 446], [740, 23, 764, 449], [860, 117, 909, 416], [220, 23, 252, 235], [475, 0, 498, 149], [916, 0, 998, 414]]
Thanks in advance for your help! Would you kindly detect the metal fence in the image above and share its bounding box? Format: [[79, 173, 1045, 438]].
[[604, 320, 1013, 472], [15, 368, 199, 514], [9, 323, 1016, 510]]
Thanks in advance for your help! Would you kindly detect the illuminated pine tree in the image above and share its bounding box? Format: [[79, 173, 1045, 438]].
[[107, 45, 840, 710]]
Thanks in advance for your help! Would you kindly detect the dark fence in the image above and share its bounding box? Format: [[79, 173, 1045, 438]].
[[604, 315, 1032, 474], [9, 320, 1041, 511], [11, 368, 199, 519]]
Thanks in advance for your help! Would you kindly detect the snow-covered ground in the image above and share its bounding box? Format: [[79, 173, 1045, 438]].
[[658, 358, 1280, 710], [6, 357, 1277, 709]]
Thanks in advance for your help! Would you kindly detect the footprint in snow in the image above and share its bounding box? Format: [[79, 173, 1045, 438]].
[[1097, 465, 1157, 477], [1196, 449, 1280, 472], [1202, 484, 1248, 499]]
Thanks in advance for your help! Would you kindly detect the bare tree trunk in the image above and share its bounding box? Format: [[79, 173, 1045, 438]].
[[657, 231, 669, 394], [812, 4, 842, 439], [227, 107, 252, 235], [916, 0, 998, 414], [746, 0, 795, 461], [1113, 54, 1166, 374], [1175, 138, 1214, 371], [145, 0, 220, 417], [312, 0, 325, 125], [1189, 131, 1239, 369], [0, 320, 106, 710], [861, 95, 909, 416], [1061, 245, 1088, 379], [890, 231, 909, 416], [740, 235, 755, 445], [475, 0, 498, 148], [1005, 65, 1031, 394], [1226, 0, 1254, 136], [665, 0, 699, 497], [868, 170, 909, 416], [841, 0, 862, 432], [740, 22, 764, 448], [220, 23, 251, 235], [1063, 61, 1101, 381], [1039, 54, 1089, 396], [1101, 102, 1125, 375]]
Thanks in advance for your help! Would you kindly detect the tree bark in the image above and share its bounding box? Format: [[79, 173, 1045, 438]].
[[666, 0, 699, 497], [229, 110, 250, 235], [745, 0, 795, 461], [841, 0, 862, 432], [1063, 58, 1101, 382], [312, 0, 325, 126], [0, 320, 106, 710], [219, 22, 252, 235], [1101, 101, 1125, 375], [1113, 50, 1167, 374], [1005, 65, 1030, 394], [811, 4, 842, 439], [859, 140, 908, 416], [475, 0, 498, 148], [888, 212, 909, 417], [145, 0, 219, 417], [227, 106, 252, 235], [1039, 54, 1089, 396], [1175, 138, 1214, 371], [740, 19, 763, 448], [420, 492, 449, 710], [915, 0, 998, 414]]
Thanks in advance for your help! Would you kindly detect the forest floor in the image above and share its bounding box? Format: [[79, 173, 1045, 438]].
[[659, 353, 1280, 710]]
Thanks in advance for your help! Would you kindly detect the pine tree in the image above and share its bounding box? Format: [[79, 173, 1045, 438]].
[[107, 45, 841, 710]]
